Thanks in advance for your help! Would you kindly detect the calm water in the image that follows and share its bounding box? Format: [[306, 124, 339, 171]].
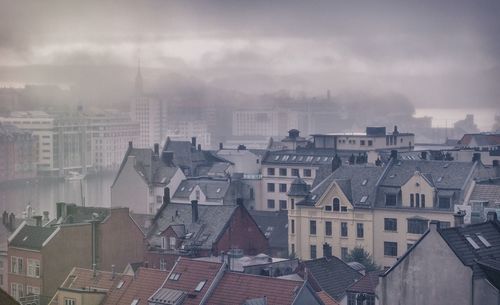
[[0, 173, 115, 219]]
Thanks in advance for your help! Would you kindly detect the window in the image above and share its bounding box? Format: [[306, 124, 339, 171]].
[[169, 272, 181, 281], [291, 199, 295, 210], [341, 222, 348, 237], [291, 243, 295, 255], [421, 194, 425, 208], [303, 169, 312, 177], [384, 242, 398, 257], [27, 259, 40, 278], [385, 193, 397, 206], [360, 196, 368, 203], [267, 183, 275, 192], [267, 168, 275, 176], [279, 200, 287, 210], [438, 196, 451, 209], [360, 140, 366, 145], [267, 200, 275, 209], [279, 168, 287, 176], [465, 235, 480, 249], [384, 218, 397, 231], [333, 198, 340, 211], [410, 194, 414, 207], [290, 219, 295, 234], [169, 237, 176, 249], [310, 245, 317, 259], [117, 280, 125, 289], [195, 190, 201, 200], [279, 183, 287, 193], [64, 298, 76, 305], [341, 247, 349, 260], [407, 219, 428, 234], [11, 257, 23, 274], [368, 140, 373, 146], [195, 280, 207, 292], [415, 192, 420, 207], [325, 221, 332, 236], [11, 283, 24, 300], [310, 220, 317, 235], [341, 206, 348, 212], [291, 168, 299, 176], [356, 223, 364, 238], [325, 205, 332, 212]]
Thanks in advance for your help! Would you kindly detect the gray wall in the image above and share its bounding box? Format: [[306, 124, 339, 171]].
[[111, 156, 149, 214]]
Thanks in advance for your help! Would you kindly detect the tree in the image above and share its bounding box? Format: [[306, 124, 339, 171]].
[[344, 246, 380, 272]]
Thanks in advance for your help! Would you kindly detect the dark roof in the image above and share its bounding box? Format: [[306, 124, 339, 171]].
[[303, 256, 362, 300], [147, 203, 239, 251], [205, 272, 304, 305], [172, 177, 231, 200], [438, 220, 500, 280], [0, 287, 20, 305], [298, 165, 384, 208], [345, 271, 381, 294], [379, 160, 476, 189], [288, 176, 310, 197], [249, 210, 288, 250], [112, 146, 179, 187], [9, 224, 57, 250]]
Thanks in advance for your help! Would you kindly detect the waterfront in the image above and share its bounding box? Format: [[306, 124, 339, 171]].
[[0, 172, 115, 219]]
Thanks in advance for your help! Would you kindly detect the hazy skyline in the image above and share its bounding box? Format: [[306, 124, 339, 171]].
[[1, 0, 500, 108]]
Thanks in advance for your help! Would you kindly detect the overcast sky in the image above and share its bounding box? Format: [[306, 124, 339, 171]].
[[1, 0, 499, 108]]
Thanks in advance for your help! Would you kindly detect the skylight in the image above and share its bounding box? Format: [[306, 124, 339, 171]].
[[131, 299, 139, 305], [360, 196, 368, 203], [297, 156, 304, 161], [274, 155, 280, 160], [361, 179, 368, 186], [437, 176, 443, 182], [475, 233, 491, 247], [291, 156, 297, 161], [169, 272, 181, 281], [216, 188, 221, 193], [464, 235, 480, 249], [282, 155, 289, 161], [117, 280, 124, 289], [180, 187, 185, 191], [323, 157, 328, 162], [195, 280, 207, 292], [306, 156, 313, 162]]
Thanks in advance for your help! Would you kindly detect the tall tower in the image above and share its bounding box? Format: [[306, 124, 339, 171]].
[[135, 58, 143, 97]]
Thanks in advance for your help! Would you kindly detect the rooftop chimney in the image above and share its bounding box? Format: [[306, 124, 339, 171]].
[[237, 144, 246, 151], [197, 144, 201, 151], [154, 143, 160, 156], [8, 213, 15, 232], [219, 142, 223, 150], [191, 200, 199, 223], [493, 160, 499, 178], [163, 187, 170, 206], [420, 151, 428, 160], [472, 153, 481, 163], [390, 150, 398, 160], [43, 211, 49, 221], [2, 211, 7, 226], [128, 141, 133, 149], [111, 265, 116, 279], [323, 243, 332, 258], [332, 154, 342, 172], [191, 137, 197, 148], [393, 125, 399, 135], [33, 215, 42, 227], [487, 211, 498, 222], [429, 220, 441, 231], [454, 210, 466, 227], [93, 263, 97, 278]]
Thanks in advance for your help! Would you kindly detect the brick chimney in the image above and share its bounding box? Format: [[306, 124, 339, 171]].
[[191, 137, 197, 148], [33, 215, 42, 227], [191, 200, 199, 223], [163, 187, 170, 206], [454, 210, 466, 227], [493, 160, 499, 178], [154, 143, 160, 156], [161, 151, 174, 166], [487, 211, 498, 222]]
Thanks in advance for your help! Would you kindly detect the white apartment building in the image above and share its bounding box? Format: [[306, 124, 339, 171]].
[[166, 120, 212, 149], [131, 95, 165, 148], [232, 109, 302, 138]]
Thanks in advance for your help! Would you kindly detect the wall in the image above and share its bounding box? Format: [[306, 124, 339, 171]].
[[474, 278, 500, 305], [400, 173, 436, 208], [7, 247, 43, 301], [97, 208, 145, 272], [110, 155, 149, 214], [377, 227, 472, 305]]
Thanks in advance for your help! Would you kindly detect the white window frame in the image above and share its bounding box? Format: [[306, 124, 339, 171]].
[[27, 258, 40, 278]]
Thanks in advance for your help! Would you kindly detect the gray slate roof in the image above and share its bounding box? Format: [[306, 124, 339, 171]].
[[379, 160, 475, 189], [249, 210, 288, 251], [172, 177, 231, 200], [148, 203, 239, 250], [299, 165, 384, 208], [9, 224, 57, 250], [303, 256, 362, 300]]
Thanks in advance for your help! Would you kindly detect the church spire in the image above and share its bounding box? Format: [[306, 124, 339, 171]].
[[135, 57, 143, 96]]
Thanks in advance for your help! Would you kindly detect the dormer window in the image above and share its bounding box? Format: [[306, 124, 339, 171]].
[[385, 193, 397, 206], [438, 196, 451, 209]]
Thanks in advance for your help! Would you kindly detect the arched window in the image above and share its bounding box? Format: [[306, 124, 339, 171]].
[[333, 198, 340, 211]]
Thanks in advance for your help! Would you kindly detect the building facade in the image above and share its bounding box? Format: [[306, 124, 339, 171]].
[[0, 124, 36, 183]]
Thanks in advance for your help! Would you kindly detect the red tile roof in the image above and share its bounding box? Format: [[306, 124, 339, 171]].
[[102, 268, 168, 305], [61, 267, 122, 291], [205, 272, 303, 305], [162, 258, 224, 305]]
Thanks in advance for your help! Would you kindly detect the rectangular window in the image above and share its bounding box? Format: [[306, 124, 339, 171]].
[[368, 140, 373, 146], [438, 197, 451, 209], [267, 183, 275, 192], [410, 194, 414, 207], [407, 219, 428, 234], [325, 221, 332, 236], [421, 194, 426, 208], [415, 192, 420, 207], [27, 259, 40, 278], [325, 205, 332, 212], [360, 140, 366, 145], [291, 199, 295, 210], [64, 298, 76, 305], [341, 222, 348, 237], [385, 193, 397, 206], [341, 247, 349, 260], [384, 218, 397, 231], [267, 168, 275, 176], [384, 241, 398, 257], [279, 183, 287, 193], [310, 245, 317, 259], [291, 244, 295, 256], [356, 223, 364, 238], [340, 206, 348, 212], [279, 168, 287, 176], [291, 219, 295, 234], [11, 257, 23, 274], [310, 220, 317, 235], [279, 200, 287, 210], [303, 169, 312, 177], [267, 199, 275, 209], [291, 168, 299, 176], [333, 200, 340, 211]]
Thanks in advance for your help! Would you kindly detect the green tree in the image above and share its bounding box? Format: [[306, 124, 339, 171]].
[[344, 246, 380, 272]]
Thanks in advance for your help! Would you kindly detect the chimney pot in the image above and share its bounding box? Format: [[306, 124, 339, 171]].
[[154, 143, 160, 156], [390, 150, 398, 160], [454, 210, 466, 227], [111, 265, 116, 279], [421, 151, 428, 160], [472, 153, 481, 163]]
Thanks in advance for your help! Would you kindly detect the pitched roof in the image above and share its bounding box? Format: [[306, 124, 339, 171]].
[[299, 165, 384, 208], [205, 272, 304, 305], [161, 258, 223, 305], [345, 271, 381, 294], [469, 184, 500, 203], [147, 203, 238, 251], [249, 210, 288, 250], [303, 256, 362, 300], [0, 287, 20, 305], [317, 291, 340, 305], [172, 177, 231, 201], [102, 268, 168, 305], [458, 133, 500, 147], [379, 160, 475, 189], [59, 267, 122, 291], [438, 220, 500, 280], [9, 224, 57, 250]]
